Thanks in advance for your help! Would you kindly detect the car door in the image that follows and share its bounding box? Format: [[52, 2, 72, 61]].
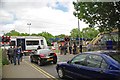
[[64, 54, 88, 79], [84, 54, 109, 79]]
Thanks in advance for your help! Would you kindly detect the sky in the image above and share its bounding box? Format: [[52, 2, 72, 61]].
[[0, 0, 89, 36]]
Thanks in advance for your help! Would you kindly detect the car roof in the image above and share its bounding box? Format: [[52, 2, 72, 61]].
[[83, 50, 119, 55]]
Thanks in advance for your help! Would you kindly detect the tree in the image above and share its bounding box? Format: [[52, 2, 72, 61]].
[[70, 27, 99, 39], [55, 34, 66, 39], [82, 27, 99, 39], [70, 28, 80, 38], [5, 30, 20, 36], [38, 32, 54, 46], [73, 1, 120, 50]]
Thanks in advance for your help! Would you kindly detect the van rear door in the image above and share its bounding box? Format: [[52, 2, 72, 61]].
[[17, 38, 26, 51]]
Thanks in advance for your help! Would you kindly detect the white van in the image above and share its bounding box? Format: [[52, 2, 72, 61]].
[[1, 36, 48, 55]]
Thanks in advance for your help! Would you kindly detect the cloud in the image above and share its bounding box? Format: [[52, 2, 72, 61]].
[[0, 10, 15, 24], [0, 0, 89, 36]]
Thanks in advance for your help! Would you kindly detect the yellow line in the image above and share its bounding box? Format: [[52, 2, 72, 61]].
[[24, 61, 51, 79], [24, 61, 58, 80]]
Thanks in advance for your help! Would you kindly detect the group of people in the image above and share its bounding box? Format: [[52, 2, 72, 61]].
[[59, 42, 78, 55], [7, 46, 22, 65]]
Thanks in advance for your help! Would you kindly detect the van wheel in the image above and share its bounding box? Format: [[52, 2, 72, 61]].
[[58, 68, 65, 79]]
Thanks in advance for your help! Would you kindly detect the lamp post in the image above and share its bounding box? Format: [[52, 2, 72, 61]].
[[27, 23, 31, 36], [77, 0, 82, 53]]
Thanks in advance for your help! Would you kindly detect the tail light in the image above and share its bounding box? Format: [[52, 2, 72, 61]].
[[40, 54, 45, 58], [54, 53, 57, 56]]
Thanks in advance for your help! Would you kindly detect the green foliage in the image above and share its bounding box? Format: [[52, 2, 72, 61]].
[[82, 27, 99, 39], [2, 49, 9, 65], [70, 27, 99, 39], [73, 2, 120, 32], [55, 34, 65, 39], [73, 1, 120, 50], [70, 28, 79, 38], [37, 32, 55, 46], [5, 30, 20, 36], [2, 57, 9, 65]]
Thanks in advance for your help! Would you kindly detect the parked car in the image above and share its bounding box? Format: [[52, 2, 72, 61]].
[[56, 50, 120, 80], [30, 49, 57, 66]]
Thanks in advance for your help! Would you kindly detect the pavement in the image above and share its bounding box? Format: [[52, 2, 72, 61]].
[[2, 58, 48, 79]]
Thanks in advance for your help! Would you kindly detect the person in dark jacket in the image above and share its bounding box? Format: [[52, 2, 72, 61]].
[[37, 46, 41, 50], [16, 46, 22, 65], [69, 43, 72, 54], [73, 42, 77, 54], [13, 46, 17, 65], [59, 44, 63, 55], [7, 46, 14, 64], [63, 43, 67, 55]]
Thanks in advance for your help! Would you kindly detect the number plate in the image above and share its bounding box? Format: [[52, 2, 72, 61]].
[[47, 58, 53, 61]]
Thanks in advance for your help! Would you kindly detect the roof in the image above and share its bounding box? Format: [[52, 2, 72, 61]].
[[10, 36, 45, 39], [83, 50, 119, 55]]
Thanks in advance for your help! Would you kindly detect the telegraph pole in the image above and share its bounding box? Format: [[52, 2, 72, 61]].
[[27, 23, 31, 36], [77, 0, 82, 53]]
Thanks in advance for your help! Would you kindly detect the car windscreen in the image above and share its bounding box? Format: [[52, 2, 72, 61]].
[[38, 49, 53, 54], [109, 53, 120, 64]]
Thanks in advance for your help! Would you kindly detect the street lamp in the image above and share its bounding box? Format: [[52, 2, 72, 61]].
[[77, 0, 82, 53], [27, 23, 31, 36]]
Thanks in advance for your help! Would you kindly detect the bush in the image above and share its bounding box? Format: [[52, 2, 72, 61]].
[[2, 57, 9, 65], [1, 49, 9, 65]]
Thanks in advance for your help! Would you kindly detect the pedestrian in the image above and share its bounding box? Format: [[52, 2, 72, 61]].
[[79, 45, 82, 53], [19, 46, 23, 62], [13, 46, 17, 65], [73, 42, 77, 55], [69, 43, 72, 54], [7, 46, 14, 64], [37, 46, 41, 50], [17, 46, 22, 65], [59, 44, 63, 55], [63, 43, 67, 55]]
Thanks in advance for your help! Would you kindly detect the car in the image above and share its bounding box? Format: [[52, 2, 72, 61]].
[[30, 49, 57, 66], [56, 50, 120, 80]]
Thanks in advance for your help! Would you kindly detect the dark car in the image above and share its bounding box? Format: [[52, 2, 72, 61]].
[[56, 50, 120, 80], [30, 49, 57, 66]]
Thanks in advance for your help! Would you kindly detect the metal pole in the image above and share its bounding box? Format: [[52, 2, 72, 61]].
[[77, 0, 82, 53], [29, 25, 30, 35], [27, 23, 31, 36]]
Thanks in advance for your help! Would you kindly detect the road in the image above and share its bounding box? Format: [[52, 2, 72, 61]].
[[24, 53, 76, 79]]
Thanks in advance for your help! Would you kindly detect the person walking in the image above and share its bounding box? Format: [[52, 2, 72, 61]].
[[69, 43, 72, 54], [73, 42, 77, 55], [63, 43, 67, 55], [17, 46, 22, 65], [7, 46, 14, 64], [59, 44, 63, 55], [13, 46, 17, 65], [37, 46, 41, 50]]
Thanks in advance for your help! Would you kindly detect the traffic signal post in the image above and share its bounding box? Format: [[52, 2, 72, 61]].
[[1, 36, 11, 48]]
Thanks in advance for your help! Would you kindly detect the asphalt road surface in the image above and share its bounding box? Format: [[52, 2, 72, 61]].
[[24, 53, 76, 79]]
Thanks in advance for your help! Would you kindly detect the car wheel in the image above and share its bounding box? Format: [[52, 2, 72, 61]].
[[30, 57, 33, 62], [58, 68, 65, 79], [53, 58, 57, 64], [37, 59, 43, 66]]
